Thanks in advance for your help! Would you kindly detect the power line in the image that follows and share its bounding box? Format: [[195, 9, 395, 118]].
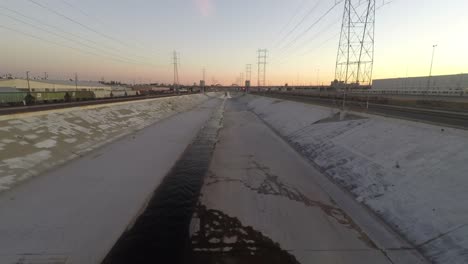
[[0, 12, 159, 67], [274, 0, 307, 45], [0, 5, 159, 65], [57, 0, 163, 57], [273, 19, 341, 64], [273, 0, 387, 65], [272, 0, 392, 68], [59, 0, 108, 26], [275, 32, 340, 66], [0, 5, 94, 45], [0, 24, 154, 66], [300, 32, 340, 57], [279, 1, 342, 53], [275, 0, 322, 49], [292, 18, 341, 51], [271, 1, 343, 65], [26, 0, 138, 51]]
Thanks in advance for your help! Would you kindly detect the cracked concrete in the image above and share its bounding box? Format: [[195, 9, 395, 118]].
[[0, 97, 221, 264], [205, 159, 378, 250], [189, 94, 398, 263], [188, 204, 300, 264], [244, 94, 466, 263]]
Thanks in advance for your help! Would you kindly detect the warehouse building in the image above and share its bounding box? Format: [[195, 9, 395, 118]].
[[371, 73, 468, 96], [0, 78, 111, 92]]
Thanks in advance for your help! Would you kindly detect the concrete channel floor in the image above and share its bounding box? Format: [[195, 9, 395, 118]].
[[188, 96, 426, 263], [0, 98, 221, 264], [0, 94, 427, 264]]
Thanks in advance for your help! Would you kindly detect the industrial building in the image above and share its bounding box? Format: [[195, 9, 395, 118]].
[[0, 78, 111, 92], [371, 74, 468, 96]]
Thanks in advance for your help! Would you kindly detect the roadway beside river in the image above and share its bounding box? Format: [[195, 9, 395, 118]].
[[255, 92, 468, 130]]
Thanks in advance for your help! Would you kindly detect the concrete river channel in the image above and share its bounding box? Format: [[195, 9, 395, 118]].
[[103, 93, 427, 263], [0, 92, 434, 263]]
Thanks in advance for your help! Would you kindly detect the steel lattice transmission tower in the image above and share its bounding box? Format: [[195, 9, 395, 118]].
[[246, 64, 252, 81], [245, 64, 252, 92], [335, 0, 376, 88], [257, 49, 268, 87], [172, 50, 180, 93]]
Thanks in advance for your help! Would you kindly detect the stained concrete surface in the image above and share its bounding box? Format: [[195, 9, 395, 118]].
[[0, 98, 221, 264], [0, 93, 431, 264], [243, 94, 466, 264], [103, 99, 226, 264], [188, 95, 421, 263], [0, 94, 209, 192]]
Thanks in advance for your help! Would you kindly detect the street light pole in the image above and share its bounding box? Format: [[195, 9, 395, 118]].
[[429, 44, 437, 77], [427, 44, 437, 92]]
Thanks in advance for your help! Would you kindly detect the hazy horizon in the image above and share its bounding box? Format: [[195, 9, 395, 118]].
[[1, 0, 467, 85]]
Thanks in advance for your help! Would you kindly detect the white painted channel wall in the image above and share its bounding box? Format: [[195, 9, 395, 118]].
[[243, 95, 468, 264], [0, 94, 210, 192]]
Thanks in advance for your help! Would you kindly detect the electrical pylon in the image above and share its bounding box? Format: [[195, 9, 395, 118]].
[[246, 64, 252, 82], [257, 49, 268, 88], [335, 0, 375, 88]]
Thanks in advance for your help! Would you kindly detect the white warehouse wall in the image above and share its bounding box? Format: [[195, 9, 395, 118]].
[[372, 74, 468, 93]]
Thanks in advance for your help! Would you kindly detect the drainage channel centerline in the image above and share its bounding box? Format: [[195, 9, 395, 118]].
[[102, 99, 225, 264]]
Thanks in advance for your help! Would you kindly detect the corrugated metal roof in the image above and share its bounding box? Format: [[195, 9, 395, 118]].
[[0, 87, 22, 92], [0, 78, 109, 87], [111, 86, 132, 91], [33, 79, 108, 87]]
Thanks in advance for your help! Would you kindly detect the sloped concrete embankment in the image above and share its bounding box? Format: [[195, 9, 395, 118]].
[[0, 94, 210, 192], [242, 95, 468, 264]]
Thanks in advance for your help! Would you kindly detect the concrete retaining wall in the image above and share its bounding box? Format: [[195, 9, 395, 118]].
[[0, 94, 210, 192], [243, 95, 468, 264]]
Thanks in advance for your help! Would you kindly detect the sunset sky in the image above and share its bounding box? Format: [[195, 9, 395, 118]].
[[0, 0, 467, 85]]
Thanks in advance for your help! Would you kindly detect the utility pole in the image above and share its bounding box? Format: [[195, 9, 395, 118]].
[[172, 51, 179, 94], [74, 73, 78, 91], [427, 44, 437, 92], [26, 71, 31, 92], [257, 49, 268, 90], [44, 72, 48, 80]]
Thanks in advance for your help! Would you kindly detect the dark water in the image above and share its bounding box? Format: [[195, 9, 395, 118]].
[[187, 204, 301, 264], [102, 101, 224, 264]]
